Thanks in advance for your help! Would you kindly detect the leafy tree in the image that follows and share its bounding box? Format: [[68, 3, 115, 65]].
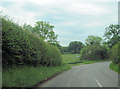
[[104, 24, 120, 48], [56, 43, 62, 49], [68, 41, 84, 54], [60, 46, 69, 54], [80, 44, 110, 60], [80, 35, 110, 60], [23, 23, 33, 31], [23, 21, 58, 44], [85, 35, 102, 45]]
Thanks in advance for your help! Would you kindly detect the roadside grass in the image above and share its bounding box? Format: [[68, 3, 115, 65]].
[[62, 54, 111, 66], [2, 65, 71, 87], [110, 62, 120, 73]]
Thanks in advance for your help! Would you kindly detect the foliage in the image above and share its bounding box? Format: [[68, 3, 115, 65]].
[[68, 41, 84, 54], [80, 35, 110, 60], [85, 35, 102, 45], [110, 62, 120, 73], [43, 44, 63, 66], [104, 24, 120, 48], [80, 44, 110, 60], [2, 65, 71, 87], [60, 46, 69, 54], [59, 41, 84, 54], [23, 21, 58, 44], [111, 42, 120, 64], [2, 16, 62, 67]]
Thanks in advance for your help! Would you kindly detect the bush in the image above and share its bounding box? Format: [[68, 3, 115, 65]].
[[80, 44, 110, 60], [2, 16, 63, 67], [111, 42, 120, 64], [40, 44, 63, 66]]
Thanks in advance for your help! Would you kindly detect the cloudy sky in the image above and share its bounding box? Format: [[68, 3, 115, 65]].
[[0, 0, 119, 46]]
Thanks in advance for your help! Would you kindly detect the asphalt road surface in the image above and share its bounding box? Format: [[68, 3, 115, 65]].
[[38, 61, 118, 87]]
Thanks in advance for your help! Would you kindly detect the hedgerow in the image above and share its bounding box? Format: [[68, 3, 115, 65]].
[[2, 16, 63, 67], [111, 42, 120, 64]]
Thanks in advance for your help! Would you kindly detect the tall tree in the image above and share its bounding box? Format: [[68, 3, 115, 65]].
[[23, 21, 58, 44], [68, 41, 84, 54], [104, 24, 120, 48], [85, 35, 102, 45]]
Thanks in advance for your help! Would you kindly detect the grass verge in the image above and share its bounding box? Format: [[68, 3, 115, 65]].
[[110, 62, 120, 73], [2, 65, 71, 87]]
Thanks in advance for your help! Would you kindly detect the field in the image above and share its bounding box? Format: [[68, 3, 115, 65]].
[[62, 54, 80, 64], [62, 54, 111, 66]]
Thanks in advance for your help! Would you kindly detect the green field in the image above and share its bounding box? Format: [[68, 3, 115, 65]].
[[2, 65, 71, 87], [62, 54, 80, 64], [62, 54, 111, 66]]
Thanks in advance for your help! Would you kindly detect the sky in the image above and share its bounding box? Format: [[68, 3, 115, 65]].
[[0, 0, 119, 46]]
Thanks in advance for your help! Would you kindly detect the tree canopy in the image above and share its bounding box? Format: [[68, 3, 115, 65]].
[[23, 21, 58, 44], [85, 35, 102, 45], [80, 35, 109, 60], [104, 24, 120, 48], [68, 41, 84, 54]]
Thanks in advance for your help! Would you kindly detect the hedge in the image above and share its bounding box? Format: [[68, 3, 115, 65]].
[[2, 16, 63, 67], [111, 42, 120, 64]]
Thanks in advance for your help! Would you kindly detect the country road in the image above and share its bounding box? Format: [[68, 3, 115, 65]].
[[37, 61, 118, 87]]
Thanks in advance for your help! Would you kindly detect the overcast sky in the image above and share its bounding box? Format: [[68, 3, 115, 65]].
[[0, 0, 119, 46]]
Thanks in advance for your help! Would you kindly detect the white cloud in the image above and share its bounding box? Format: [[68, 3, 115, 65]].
[[83, 21, 103, 27], [0, 2, 43, 26], [56, 22, 76, 27], [66, 3, 110, 16]]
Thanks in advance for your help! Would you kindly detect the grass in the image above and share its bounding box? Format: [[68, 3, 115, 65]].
[[62, 54, 111, 66], [2, 65, 71, 87], [62, 54, 80, 64], [110, 62, 120, 73]]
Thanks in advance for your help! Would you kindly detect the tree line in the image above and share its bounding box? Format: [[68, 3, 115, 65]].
[[1, 14, 120, 68], [58, 24, 120, 65]]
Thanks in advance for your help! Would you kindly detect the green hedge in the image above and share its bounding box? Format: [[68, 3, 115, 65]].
[[2, 16, 63, 67], [111, 42, 120, 64]]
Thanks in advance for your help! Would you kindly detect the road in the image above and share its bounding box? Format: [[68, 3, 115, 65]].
[[37, 61, 118, 87]]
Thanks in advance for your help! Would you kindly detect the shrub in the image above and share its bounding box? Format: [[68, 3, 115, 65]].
[[2, 16, 63, 67], [111, 42, 120, 64], [39, 44, 63, 67], [80, 44, 110, 60]]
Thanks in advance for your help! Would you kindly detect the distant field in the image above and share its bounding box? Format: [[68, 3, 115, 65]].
[[62, 54, 111, 66], [62, 54, 80, 64]]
